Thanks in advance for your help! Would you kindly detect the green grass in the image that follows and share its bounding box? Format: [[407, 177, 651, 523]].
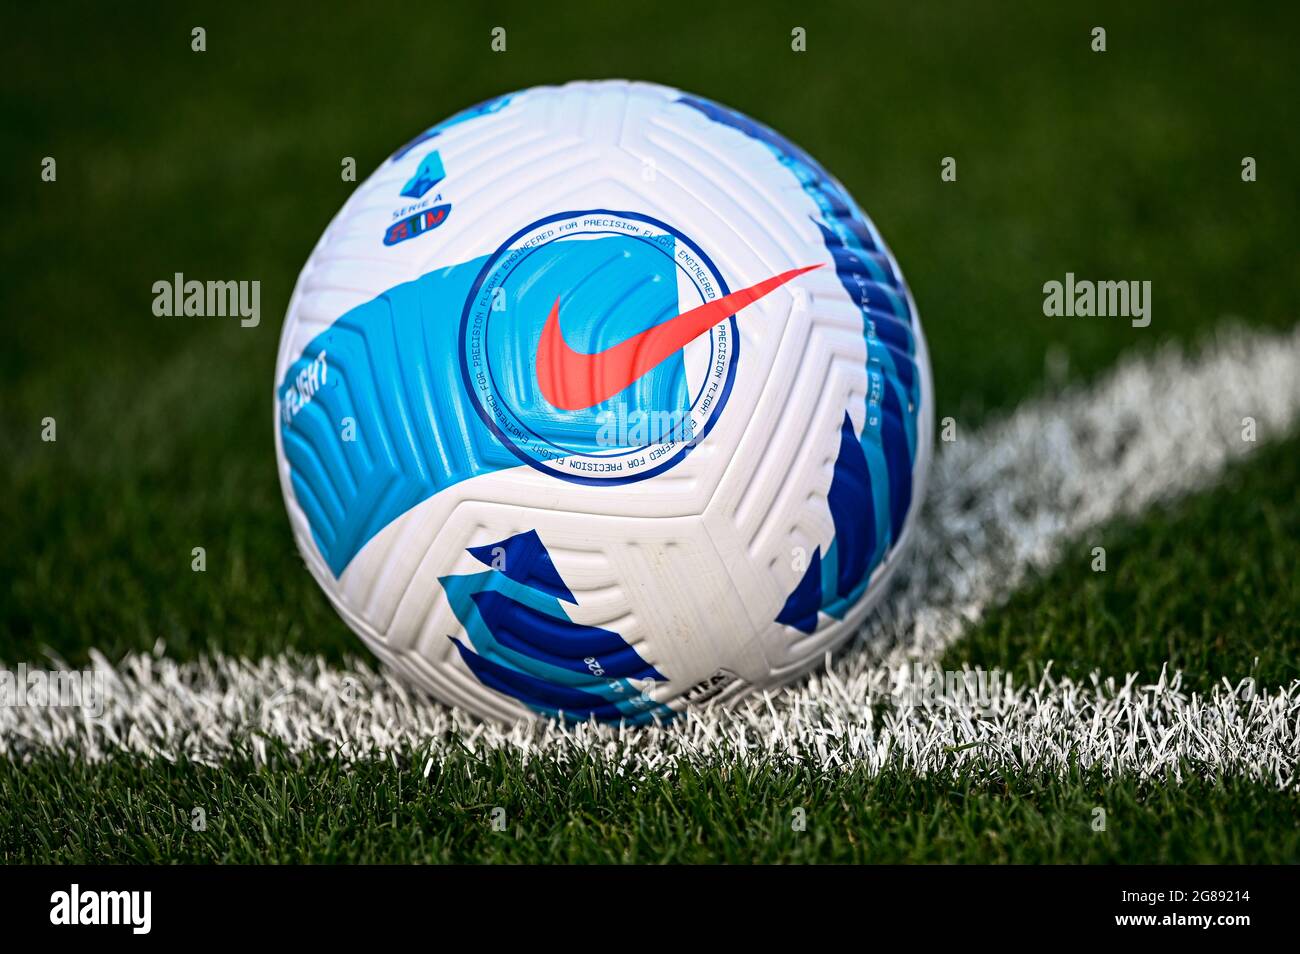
[[2, 0, 1298, 863], [3, 747, 1297, 864], [2, 0, 1298, 665], [943, 435, 1300, 692]]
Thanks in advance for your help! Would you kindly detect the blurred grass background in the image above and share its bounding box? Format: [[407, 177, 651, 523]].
[[2, 0, 1297, 673]]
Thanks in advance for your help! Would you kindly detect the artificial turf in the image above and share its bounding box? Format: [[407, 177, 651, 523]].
[[4, 0, 1297, 665], [942, 434, 1300, 693], [2, 0, 1297, 863], [2, 746, 1297, 864]]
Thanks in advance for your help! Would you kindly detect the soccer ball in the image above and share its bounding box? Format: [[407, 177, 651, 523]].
[[274, 80, 932, 724]]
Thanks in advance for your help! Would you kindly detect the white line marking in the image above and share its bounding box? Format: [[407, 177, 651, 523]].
[[4, 324, 1300, 782], [866, 321, 1300, 665]]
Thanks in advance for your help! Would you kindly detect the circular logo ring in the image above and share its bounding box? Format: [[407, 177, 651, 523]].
[[457, 209, 738, 486]]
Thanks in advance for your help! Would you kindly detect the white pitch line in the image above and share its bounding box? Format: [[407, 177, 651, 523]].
[[3, 323, 1300, 782], [3, 652, 1298, 787], [864, 320, 1300, 666]]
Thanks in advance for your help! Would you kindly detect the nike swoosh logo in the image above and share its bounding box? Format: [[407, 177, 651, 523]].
[[536, 264, 821, 411]]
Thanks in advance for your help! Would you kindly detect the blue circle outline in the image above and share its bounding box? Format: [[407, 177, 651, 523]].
[[458, 209, 738, 486], [482, 229, 715, 459]]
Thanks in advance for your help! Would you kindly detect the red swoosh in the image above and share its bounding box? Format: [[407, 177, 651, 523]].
[[536, 264, 821, 411]]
